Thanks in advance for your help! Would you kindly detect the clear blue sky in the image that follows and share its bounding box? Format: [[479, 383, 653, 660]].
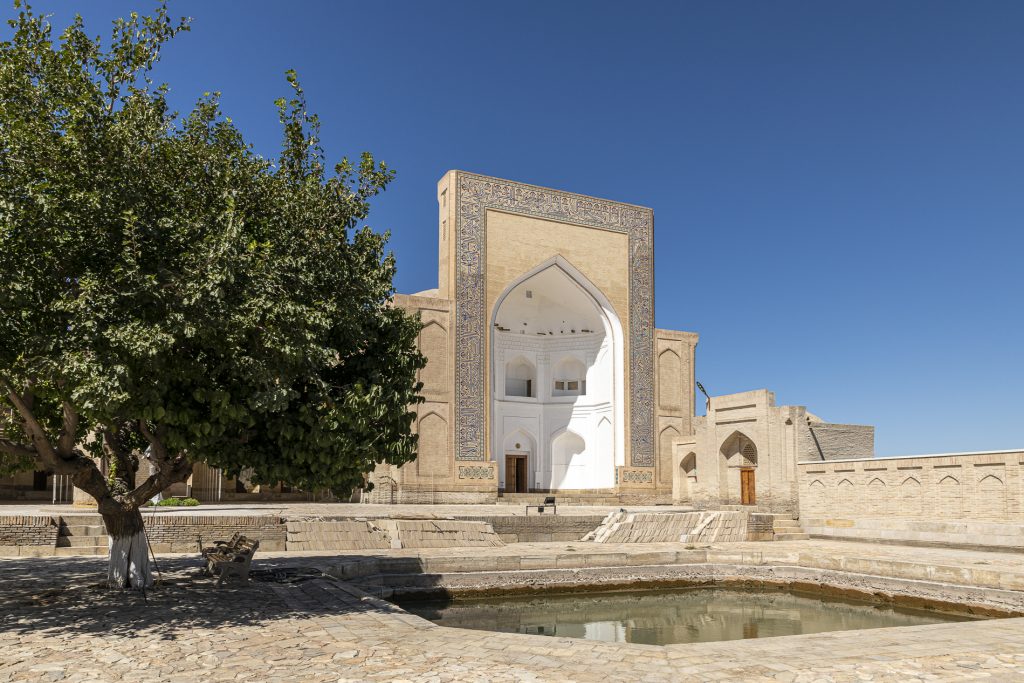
[[38, 1, 1024, 455]]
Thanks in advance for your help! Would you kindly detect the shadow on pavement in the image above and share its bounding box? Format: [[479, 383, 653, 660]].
[[0, 553, 424, 641]]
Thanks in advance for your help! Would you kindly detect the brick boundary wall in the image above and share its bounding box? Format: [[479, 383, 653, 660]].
[[798, 449, 1024, 547], [0, 515, 59, 549]]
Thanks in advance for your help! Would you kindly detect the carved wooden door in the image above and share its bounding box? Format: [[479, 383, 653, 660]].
[[740, 469, 756, 505]]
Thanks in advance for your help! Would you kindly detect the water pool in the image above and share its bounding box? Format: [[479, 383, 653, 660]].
[[395, 587, 974, 645]]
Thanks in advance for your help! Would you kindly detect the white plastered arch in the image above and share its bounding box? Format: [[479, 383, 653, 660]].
[[489, 255, 626, 488]]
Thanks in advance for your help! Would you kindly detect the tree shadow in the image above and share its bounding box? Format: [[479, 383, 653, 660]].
[[0, 552, 433, 641]]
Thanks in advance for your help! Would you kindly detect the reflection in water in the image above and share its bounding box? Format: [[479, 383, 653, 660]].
[[396, 588, 973, 646]]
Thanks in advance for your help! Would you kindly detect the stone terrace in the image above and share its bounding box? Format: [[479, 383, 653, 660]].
[[2, 540, 1024, 681]]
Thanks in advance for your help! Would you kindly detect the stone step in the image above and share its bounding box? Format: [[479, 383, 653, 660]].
[[54, 546, 108, 557], [60, 515, 105, 527], [773, 532, 810, 541], [495, 499, 623, 507], [60, 524, 106, 537], [718, 504, 765, 512], [58, 535, 107, 547]]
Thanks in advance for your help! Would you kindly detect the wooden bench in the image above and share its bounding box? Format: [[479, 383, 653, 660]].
[[199, 531, 243, 558], [526, 496, 557, 515], [206, 538, 259, 587]]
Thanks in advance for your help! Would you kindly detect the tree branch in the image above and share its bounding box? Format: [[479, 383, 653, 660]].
[[130, 419, 193, 506], [56, 401, 79, 458], [0, 376, 59, 468], [129, 454, 192, 507]]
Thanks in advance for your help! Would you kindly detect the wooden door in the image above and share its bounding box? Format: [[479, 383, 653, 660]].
[[740, 469, 756, 505], [516, 456, 528, 493], [506, 455, 528, 493], [505, 455, 518, 493]]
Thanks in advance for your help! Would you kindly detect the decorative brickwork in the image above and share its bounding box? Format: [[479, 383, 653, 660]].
[[798, 450, 1024, 523], [618, 468, 655, 487], [458, 464, 496, 480], [454, 172, 655, 466]]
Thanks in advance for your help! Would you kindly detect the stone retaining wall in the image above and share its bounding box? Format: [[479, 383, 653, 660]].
[[0, 515, 58, 553], [284, 518, 503, 550], [286, 520, 391, 551], [457, 515, 605, 543], [359, 563, 1024, 617], [584, 511, 752, 543], [383, 519, 503, 549]]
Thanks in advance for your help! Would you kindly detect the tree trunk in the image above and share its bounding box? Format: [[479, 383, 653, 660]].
[[101, 505, 151, 589]]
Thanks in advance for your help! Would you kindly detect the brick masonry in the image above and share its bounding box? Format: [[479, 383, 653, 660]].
[[798, 450, 1024, 547], [145, 515, 287, 553], [805, 423, 875, 461], [0, 516, 59, 551]]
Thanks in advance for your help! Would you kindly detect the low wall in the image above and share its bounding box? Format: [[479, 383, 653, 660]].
[[287, 520, 391, 551], [286, 518, 503, 550], [798, 449, 1023, 547], [583, 511, 765, 543], [457, 515, 605, 543], [145, 515, 287, 552], [801, 517, 1024, 551], [0, 515, 59, 554]]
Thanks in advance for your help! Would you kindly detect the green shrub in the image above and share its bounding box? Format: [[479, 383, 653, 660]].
[[150, 496, 201, 507]]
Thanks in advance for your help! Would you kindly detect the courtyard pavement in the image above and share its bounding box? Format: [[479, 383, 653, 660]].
[[1, 540, 1024, 681]]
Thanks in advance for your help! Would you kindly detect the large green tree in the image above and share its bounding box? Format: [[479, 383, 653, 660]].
[[0, 2, 425, 587]]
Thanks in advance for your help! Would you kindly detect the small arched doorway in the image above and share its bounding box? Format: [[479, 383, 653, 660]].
[[501, 430, 535, 493], [679, 451, 697, 500], [720, 431, 758, 505]]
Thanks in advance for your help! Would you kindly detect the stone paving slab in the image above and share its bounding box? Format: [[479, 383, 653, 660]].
[[1, 542, 1023, 681]]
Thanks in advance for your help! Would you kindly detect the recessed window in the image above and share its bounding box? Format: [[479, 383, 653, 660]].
[[505, 358, 536, 398], [552, 357, 587, 396]]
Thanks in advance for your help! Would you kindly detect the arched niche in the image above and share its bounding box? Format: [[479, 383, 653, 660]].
[[416, 412, 449, 478], [489, 255, 624, 487], [502, 429, 536, 456], [657, 349, 682, 411], [418, 321, 447, 396], [720, 430, 758, 468], [680, 451, 697, 479], [504, 356, 536, 398]]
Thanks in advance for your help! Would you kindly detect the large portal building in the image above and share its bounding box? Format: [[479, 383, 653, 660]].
[[366, 171, 872, 509]]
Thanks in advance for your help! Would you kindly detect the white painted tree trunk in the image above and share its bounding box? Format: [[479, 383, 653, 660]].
[[107, 530, 152, 589]]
